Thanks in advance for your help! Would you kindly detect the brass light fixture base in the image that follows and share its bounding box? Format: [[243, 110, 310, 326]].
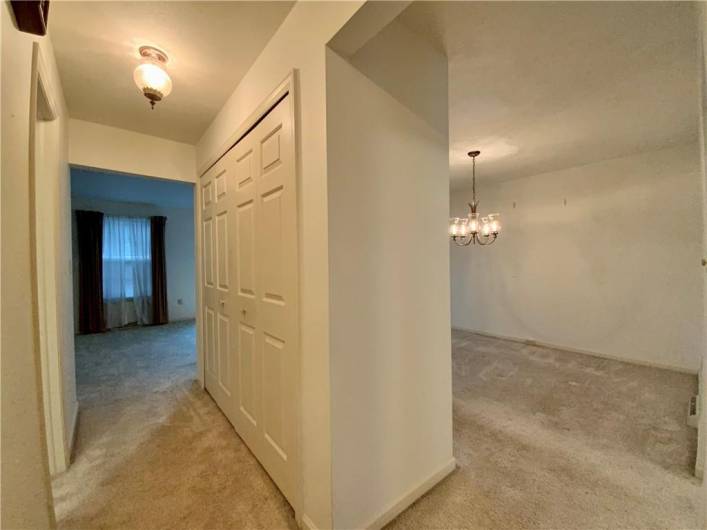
[[139, 45, 168, 64], [142, 87, 164, 109]]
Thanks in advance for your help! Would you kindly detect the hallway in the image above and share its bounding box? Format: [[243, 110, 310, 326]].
[[52, 322, 296, 529]]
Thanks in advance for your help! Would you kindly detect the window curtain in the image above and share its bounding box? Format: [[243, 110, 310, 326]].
[[103, 216, 152, 328], [76, 210, 106, 334], [150, 216, 169, 325]]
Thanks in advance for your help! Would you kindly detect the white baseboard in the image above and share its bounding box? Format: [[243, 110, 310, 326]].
[[696, 361, 705, 480], [299, 514, 319, 530], [363, 458, 457, 530], [298, 458, 457, 530], [452, 326, 698, 375], [66, 401, 79, 464], [169, 317, 197, 323]]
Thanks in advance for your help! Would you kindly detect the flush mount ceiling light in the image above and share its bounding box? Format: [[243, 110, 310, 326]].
[[133, 45, 172, 109], [449, 150, 502, 246]]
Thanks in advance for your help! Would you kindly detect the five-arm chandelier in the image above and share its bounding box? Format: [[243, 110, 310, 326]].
[[449, 150, 501, 246]]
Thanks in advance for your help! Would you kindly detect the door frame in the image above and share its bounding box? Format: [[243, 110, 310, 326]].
[[30, 42, 74, 476], [195, 70, 303, 519]]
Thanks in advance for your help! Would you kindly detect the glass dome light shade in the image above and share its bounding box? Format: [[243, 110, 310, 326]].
[[449, 218, 460, 236], [488, 214, 501, 234], [133, 62, 172, 99]]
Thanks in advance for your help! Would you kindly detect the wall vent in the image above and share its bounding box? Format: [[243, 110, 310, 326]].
[[687, 395, 699, 428]]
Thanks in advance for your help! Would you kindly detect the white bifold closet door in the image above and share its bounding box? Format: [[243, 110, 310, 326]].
[[201, 94, 299, 506], [202, 145, 236, 422]]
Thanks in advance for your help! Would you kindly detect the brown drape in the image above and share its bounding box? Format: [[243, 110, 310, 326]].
[[150, 216, 169, 325], [76, 210, 106, 334]]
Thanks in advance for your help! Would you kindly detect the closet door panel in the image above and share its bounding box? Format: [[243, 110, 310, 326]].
[[235, 201, 256, 300], [232, 141, 261, 447], [237, 322, 257, 426], [204, 306, 216, 379], [252, 95, 298, 504], [203, 216, 214, 289], [201, 158, 235, 423], [216, 212, 229, 291]]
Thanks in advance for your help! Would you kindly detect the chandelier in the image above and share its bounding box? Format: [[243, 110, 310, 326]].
[[449, 150, 501, 246]]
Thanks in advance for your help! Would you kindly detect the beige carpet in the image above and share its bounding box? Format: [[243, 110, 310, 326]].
[[52, 322, 296, 530], [54, 323, 703, 529], [388, 330, 704, 530]]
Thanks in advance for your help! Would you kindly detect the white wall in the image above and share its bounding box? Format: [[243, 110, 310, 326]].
[[69, 119, 197, 184], [1, 3, 68, 525], [71, 196, 196, 327], [347, 19, 447, 136], [696, 0, 707, 513], [196, 3, 363, 527], [164, 208, 196, 322], [34, 34, 78, 475], [451, 143, 704, 373], [326, 46, 454, 529]]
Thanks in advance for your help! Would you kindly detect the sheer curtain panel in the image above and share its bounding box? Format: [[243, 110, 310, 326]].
[[103, 216, 152, 328]]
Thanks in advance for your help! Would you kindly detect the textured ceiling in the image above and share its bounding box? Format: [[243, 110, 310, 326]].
[[398, 2, 699, 187], [50, 1, 294, 144]]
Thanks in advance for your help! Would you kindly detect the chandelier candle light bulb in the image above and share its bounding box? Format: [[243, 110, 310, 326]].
[[449, 150, 501, 246], [469, 213, 479, 234]]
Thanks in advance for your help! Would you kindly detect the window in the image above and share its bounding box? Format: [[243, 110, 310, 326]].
[[102, 216, 152, 300]]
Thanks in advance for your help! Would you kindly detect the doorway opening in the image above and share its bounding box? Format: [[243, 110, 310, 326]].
[[327, 2, 706, 529], [51, 168, 198, 520]]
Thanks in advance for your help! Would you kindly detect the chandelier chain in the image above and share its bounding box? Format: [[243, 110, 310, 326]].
[[472, 154, 476, 208]]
